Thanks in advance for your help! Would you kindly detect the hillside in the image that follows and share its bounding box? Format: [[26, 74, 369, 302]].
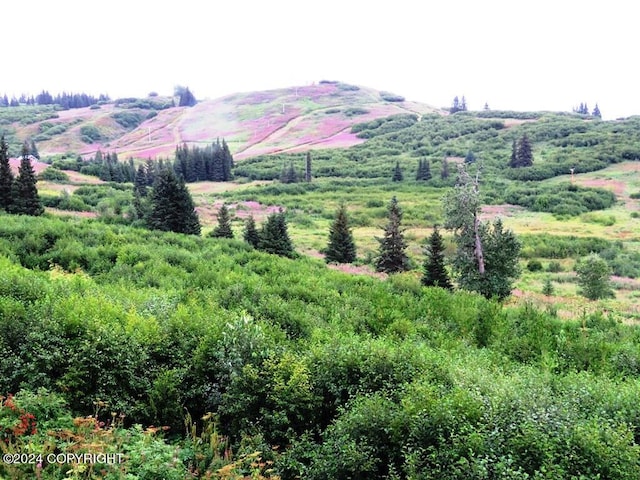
[[6, 82, 441, 161]]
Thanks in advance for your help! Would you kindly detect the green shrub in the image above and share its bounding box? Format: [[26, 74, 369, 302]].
[[527, 259, 544, 272], [79, 124, 102, 142], [112, 111, 144, 129], [38, 167, 69, 182], [547, 261, 563, 272]]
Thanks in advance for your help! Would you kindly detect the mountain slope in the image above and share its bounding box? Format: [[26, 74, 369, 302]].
[[13, 83, 441, 161]]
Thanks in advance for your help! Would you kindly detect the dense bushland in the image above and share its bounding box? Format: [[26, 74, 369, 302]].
[[2, 213, 640, 478]]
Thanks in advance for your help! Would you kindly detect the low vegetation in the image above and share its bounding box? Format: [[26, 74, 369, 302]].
[[1, 91, 640, 478]]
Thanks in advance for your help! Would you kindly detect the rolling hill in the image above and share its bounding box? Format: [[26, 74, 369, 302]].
[[9, 82, 442, 161]]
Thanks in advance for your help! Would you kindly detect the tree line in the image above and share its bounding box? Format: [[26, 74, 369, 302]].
[[0, 91, 108, 109]]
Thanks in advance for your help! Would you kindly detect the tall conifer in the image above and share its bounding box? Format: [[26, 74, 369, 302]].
[[422, 225, 453, 290], [243, 215, 260, 248], [0, 135, 14, 211], [259, 210, 295, 257], [375, 196, 410, 274], [10, 143, 43, 216], [148, 168, 200, 235], [211, 203, 234, 238], [325, 203, 356, 264]]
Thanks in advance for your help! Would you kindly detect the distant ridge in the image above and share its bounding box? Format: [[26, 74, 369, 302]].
[[9, 83, 442, 161]]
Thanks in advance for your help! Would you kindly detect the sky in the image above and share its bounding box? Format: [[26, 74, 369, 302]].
[[3, 1, 637, 119]]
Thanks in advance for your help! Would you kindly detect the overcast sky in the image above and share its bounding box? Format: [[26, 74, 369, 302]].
[[4, 1, 636, 119]]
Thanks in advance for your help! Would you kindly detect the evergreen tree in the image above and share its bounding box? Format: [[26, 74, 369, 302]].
[[375, 196, 410, 274], [134, 164, 148, 196], [0, 135, 14, 211], [305, 151, 312, 182], [416, 159, 432, 181], [29, 139, 39, 159], [10, 143, 43, 216], [440, 157, 450, 180], [178, 87, 197, 107], [443, 165, 521, 300], [280, 161, 298, 184], [450, 96, 460, 114], [509, 139, 518, 167], [148, 168, 200, 235], [221, 139, 234, 181], [243, 215, 261, 248], [422, 225, 453, 290], [464, 150, 476, 164], [483, 102, 490, 111], [211, 203, 234, 238], [542, 277, 554, 296], [259, 209, 295, 257], [460, 95, 468, 111], [325, 203, 356, 264], [592, 103, 602, 118], [392, 161, 403, 182], [509, 134, 533, 168], [132, 163, 150, 220], [516, 133, 533, 167]]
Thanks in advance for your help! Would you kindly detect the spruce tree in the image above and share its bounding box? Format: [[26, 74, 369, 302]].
[[422, 225, 453, 290], [392, 161, 403, 182], [134, 164, 148, 196], [305, 151, 312, 182], [211, 203, 234, 238], [0, 135, 14, 211], [509, 139, 518, 167], [592, 103, 602, 118], [516, 133, 533, 167], [416, 158, 432, 181], [441, 157, 450, 180], [280, 161, 298, 184], [178, 87, 197, 107], [375, 196, 410, 274], [259, 209, 295, 257], [243, 215, 260, 248], [148, 168, 201, 235], [325, 203, 356, 264], [10, 143, 43, 216], [464, 150, 476, 164], [29, 139, 39, 159]]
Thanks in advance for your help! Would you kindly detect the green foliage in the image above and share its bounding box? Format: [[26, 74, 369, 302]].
[[576, 253, 615, 300], [375, 196, 410, 273], [504, 182, 616, 215], [243, 215, 260, 248], [9, 145, 43, 216], [509, 133, 533, 167], [0, 136, 13, 211], [111, 111, 144, 129], [325, 203, 357, 263], [210, 203, 234, 239], [526, 259, 543, 272], [444, 166, 521, 300], [258, 210, 295, 257], [380, 91, 405, 102], [79, 124, 102, 143], [392, 160, 403, 181], [422, 225, 452, 290], [37, 167, 69, 182], [148, 168, 201, 235]]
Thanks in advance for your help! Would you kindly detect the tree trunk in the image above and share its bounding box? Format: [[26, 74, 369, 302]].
[[474, 213, 485, 275]]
